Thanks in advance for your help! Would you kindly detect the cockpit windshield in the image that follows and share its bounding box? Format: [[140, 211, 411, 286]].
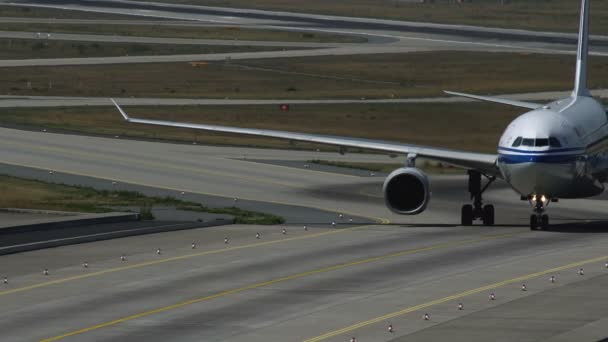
[[521, 138, 534, 147], [512, 137, 522, 147], [549, 137, 562, 147], [512, 137, 562, 148]]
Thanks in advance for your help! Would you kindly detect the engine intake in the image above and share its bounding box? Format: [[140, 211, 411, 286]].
[[383, 167, 430, 215]]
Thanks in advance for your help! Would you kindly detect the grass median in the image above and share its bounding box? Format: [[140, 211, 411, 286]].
[[1, 51, 607, 99], [0, 38, 288, 59], [0, 174, 284, 224], [0, 23, 365, 43]]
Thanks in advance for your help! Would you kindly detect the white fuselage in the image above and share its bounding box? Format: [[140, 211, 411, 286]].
[[497, 96, 607, 198]]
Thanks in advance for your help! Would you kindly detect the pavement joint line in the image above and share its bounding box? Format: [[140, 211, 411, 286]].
[[228, 157, 361, 180], [4, 139, 300, 189], [0, 159, 391, 224], [38, 232, 519, 342], [302, 254, 608, 342], [0, 225, 374, 298]]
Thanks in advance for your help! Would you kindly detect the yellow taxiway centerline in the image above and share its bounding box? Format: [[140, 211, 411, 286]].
[[39, 232, 520, 341], [0, 225, 374, 298], [303, 255, 608, 342]]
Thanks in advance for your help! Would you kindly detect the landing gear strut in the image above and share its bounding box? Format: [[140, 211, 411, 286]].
[[529, 195, 550, 230], [461, 170, 496, 226]]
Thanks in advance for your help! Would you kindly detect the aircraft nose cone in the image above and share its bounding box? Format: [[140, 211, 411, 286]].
[[504, 162, 541, 195]]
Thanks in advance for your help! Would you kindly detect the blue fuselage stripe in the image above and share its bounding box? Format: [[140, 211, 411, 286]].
[[497, 133, 608, 164], [497, 146, 584, 154], [498, 153, 579, 164]]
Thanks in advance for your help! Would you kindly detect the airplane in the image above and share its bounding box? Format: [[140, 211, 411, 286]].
[[112, 0, 604, 230]]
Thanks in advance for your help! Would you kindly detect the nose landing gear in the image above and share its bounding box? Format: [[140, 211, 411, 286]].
[[461, 170, 496, 226], [529, 195, 550, 230]]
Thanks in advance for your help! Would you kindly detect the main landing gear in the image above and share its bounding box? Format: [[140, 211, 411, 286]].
[[529, 195, 550, 230], [461, 170, 496, 226]]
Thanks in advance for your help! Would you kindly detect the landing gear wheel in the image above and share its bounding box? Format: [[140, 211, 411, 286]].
[[530, 215, 538, 230], [541, 214, 549, 229], [463, 170, 496, 226], [482, 204, 495, 226], [461, 204, 473, 226]]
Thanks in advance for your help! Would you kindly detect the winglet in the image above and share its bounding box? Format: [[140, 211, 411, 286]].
[[573, 0, 591, 97], [111, 98, 130, 122]]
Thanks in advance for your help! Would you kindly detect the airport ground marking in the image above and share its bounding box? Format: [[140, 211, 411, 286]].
[[0, 225, 374, 298], [226, 157, 363, 180], [302, 254, 608, 342], [5, 139, 300, 189], [0, 158, 390, 224], [39, 232, 519, 342], [11, 138, 375, 191]]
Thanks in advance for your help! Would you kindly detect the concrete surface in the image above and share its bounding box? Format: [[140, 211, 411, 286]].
[[0, 191, 607, 341]]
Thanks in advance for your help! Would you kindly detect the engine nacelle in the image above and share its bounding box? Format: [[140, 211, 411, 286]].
[[383, 167, 431, 215]]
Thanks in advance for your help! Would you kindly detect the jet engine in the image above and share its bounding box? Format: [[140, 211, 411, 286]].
[[383, 167, 430, 215]]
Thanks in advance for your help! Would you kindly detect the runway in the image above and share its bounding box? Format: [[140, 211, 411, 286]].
[[1, 179, 608, 341]]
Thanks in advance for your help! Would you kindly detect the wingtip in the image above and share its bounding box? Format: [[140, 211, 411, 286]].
[[111, 98, 130, 121]]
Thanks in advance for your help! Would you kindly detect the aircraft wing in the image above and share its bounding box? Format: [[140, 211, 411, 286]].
[[444, 91, 543, 110], [112, 99, 499, 176]]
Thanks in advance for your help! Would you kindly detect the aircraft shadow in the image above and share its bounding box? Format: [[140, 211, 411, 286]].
[[544, 219, 608, 233], [384, 223, 528, 229], [329, 221, 608, 232]]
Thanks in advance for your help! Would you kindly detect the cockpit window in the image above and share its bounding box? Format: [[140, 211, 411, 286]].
[[512, 137, 562, 148], [549, 137, 562, 147], [512, 137, 522, 147], [521, 138, 534, 147]]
